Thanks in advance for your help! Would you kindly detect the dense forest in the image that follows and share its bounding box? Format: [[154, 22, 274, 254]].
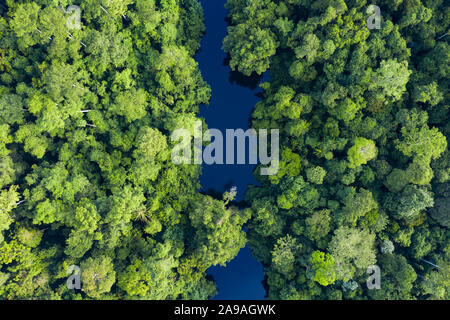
[[224, 0, 449, 299], [0, 0, 252, 299], [0, 0, 448, 300]]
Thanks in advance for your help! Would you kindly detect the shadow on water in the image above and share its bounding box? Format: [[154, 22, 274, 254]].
[[195, 0, 267, 300], [223, 55, 265, 90]]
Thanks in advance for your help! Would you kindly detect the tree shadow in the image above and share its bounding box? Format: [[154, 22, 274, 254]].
[[201, 187, 226, 200], [223, 55, 264, 90]]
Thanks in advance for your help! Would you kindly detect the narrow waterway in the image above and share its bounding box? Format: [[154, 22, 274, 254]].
[[195, 0, 266, 300]]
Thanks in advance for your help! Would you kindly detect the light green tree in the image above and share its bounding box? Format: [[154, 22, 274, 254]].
[[310, 250, 336, 286], [347, 137, 377, 168], [329, 226, 376, 281]]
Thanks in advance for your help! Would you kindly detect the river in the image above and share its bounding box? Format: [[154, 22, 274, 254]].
[[195, 0, 267, 300]]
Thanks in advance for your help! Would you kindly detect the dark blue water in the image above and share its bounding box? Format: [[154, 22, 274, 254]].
[[195, 0, 266, 300]]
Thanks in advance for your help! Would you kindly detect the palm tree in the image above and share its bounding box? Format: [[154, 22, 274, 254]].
[[133, 208, 150, 223]]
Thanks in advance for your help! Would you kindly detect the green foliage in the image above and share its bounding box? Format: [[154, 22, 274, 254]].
[[369, 59, 412, 101], [0, 0, 448, 301], [189, 195, 250, 267], [117, 259, 152, 297], [384, 168, 409, 193], [80, 256, 116, 299], [223, 24, 278, 76], [306, 166, 326, 185], [430, 183, 450, 228], [0, 238, 55, 299], [310, 251, 336, 286], [380, 240, 395, 254], [421, 258, 450, 300], [0, 0, 240, 301], [396, 125, 447, 162], [341, 188, 378, 226], [385, 185, 434, 224], [368, 254, 417, 300], [328, 226, 376, 281], [224, 0, 448, 300], [347, 137, 377, 168], [305, 209, 331, 242], [0, 186, 19, 243], [271, 235, 301, 280]]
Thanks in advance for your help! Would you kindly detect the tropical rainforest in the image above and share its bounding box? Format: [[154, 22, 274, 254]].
[[0, 0, 449, 300]]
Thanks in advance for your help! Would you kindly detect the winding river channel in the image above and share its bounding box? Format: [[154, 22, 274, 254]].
[[195, 0, 267, 300]]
